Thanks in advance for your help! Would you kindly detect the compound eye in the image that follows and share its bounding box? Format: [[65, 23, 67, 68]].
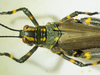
[[22, 37, 28, 43], [23, 25, 29, 30]]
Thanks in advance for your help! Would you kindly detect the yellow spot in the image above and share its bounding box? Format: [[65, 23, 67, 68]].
[[59, 19, 62, 22], [85, 17, 91, 24], [73, 19, 78, 22], [25, 28, 36, 31], [43, 37, 46, 41], [27, 53, 31, 56], [70, 59, 75, 63], [60, 48, 66, 53], [51, 23, 54, 24], [24, 36, 37, 41], [54, 37, 59, 41], [41, 29, 43, 31], [41, 37, 46, 41], [72, 51, 77, 56], [84, 52, 91, 59], [60, 55, 63, 57], [54, 27, 59, 30], [92, 62, 97, 65], [67, 15, 71, 19], [54, 52, 60, 54], [40, 38, 42, 41], [59, 19, 65, 23], [10, 55, 13, 59], [43, 28, 46, 32], [85, 12, 88, 14], [41, 28, 46, 32], [50, 45, 54, 49], [35, 38, 37, 41], [29, 16, 33, 20], [12, 10, 16, 14]]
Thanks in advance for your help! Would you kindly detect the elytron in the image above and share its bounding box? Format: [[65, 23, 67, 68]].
[[0, 7, 100, 67]]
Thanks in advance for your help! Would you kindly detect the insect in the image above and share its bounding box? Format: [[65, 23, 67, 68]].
[[0, 7, 100, 67]]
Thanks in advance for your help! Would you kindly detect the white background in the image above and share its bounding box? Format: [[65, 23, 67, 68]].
[[0, 0, 100, 75]]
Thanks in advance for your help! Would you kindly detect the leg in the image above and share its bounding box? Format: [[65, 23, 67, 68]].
[[57, 52, 100, 67], [0, 7, 39, 27], [59, 11, 99, 22], [73, 19, 83, 23], [0, 45, 38, 63], [81, 17, 100, 26]]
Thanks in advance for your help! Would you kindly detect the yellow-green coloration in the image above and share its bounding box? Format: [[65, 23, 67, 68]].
[[29, 16, 33, 20], [73, 19, 78, 22], [54, 37, 59, 41], [54, 27, 59, 30], [85, 12, 88, 15], [60, 55, 63, 57], [51, 23, 54, 24], [67, 15, 71, 19], [70, 59, 75, 63], [85, 17, 91, 24], [50, 45, 54, 49], [41, 28, 46, 32], [72, 51, 77, 56], [59, 20, 65, 23], [54, 52, 60, 54], [12, 10, 16, 14], [27, 53, 31, 56], [10, 55, 13, 59], [24, 28, 37, 31], [84, 52, 91, 59], [60, 48, 66, 53], [41, 37, 46, 41], [24, 36, 37, 41], [59, 19, 63, 22], [92, 62, 97, 65]]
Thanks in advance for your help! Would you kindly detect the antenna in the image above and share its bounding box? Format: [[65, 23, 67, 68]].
[[0, 23, 21, 38]]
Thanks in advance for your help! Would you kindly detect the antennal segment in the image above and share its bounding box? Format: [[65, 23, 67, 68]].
[[0, 23, 21, 38], [0, 23, 20, 31]]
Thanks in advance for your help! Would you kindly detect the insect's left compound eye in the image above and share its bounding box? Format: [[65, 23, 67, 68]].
[[22, 37, 28, 43], [23, 25, 29, 30]]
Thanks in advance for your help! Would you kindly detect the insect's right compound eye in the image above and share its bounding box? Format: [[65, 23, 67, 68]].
[[23, 25, 29, 30], [22, 37, 28, 43]]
